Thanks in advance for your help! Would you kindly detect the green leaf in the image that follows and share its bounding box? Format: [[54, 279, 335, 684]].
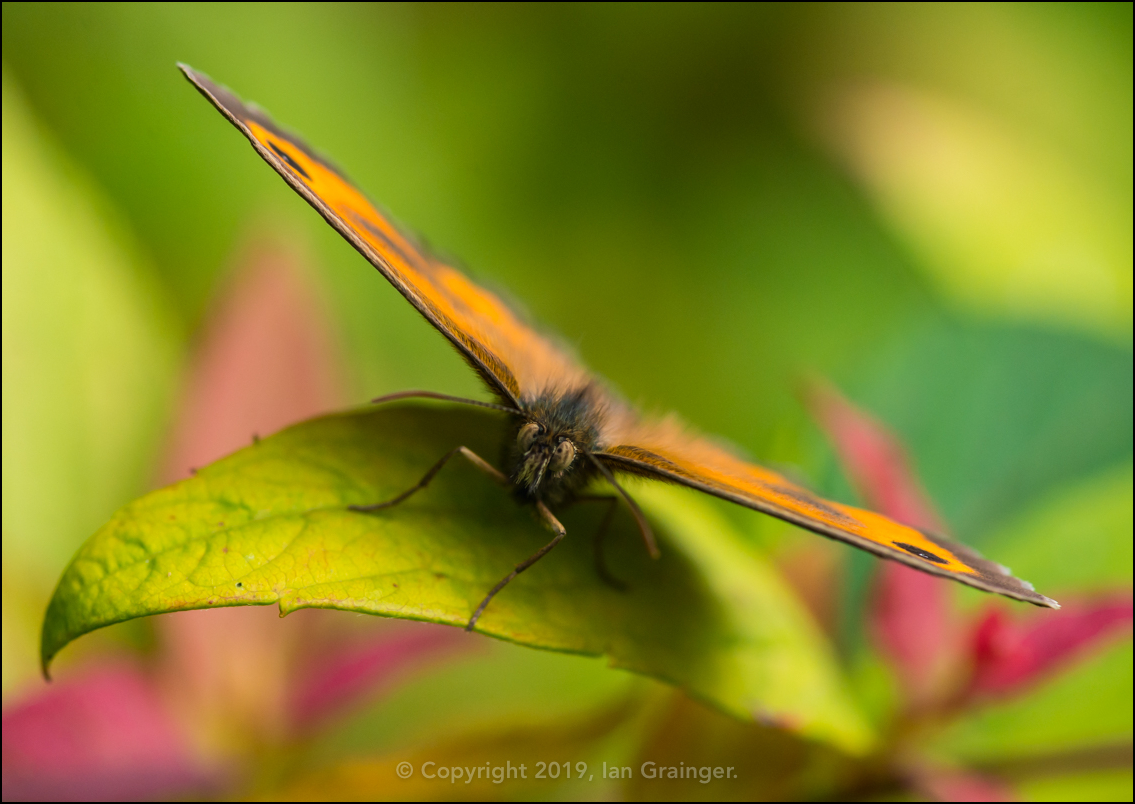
[[2, 70, 179, 579], [1014, 769, 1133, 803], [3, 70, 178, 694], [982, 463, 1133, 593], [834, 318, 1133, 543], [927, 641, 1133, 762], [42, 403, 872, 753], [823, 77, 1132, 340]]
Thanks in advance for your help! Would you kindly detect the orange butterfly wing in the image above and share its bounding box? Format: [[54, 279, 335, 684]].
[[598, 414, 1057, 607], [181, 64, 1056, 609], [179, 64, 591, 408]]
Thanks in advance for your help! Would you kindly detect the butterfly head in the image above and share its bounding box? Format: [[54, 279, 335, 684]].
[[514, 421, 577, 495], [510, 388, 603, 498]]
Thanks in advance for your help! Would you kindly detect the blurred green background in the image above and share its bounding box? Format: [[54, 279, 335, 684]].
[[3, 3, 1131, 800]]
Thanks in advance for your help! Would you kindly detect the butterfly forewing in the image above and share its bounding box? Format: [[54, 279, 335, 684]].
[[179, 64, 591, 408], [598, 420, 1057, 607]]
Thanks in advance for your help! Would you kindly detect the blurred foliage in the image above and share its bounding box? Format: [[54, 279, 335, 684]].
[[1, 72, 179, 582], [2, 70, 179, 693], [3, 2, 1131, 801]]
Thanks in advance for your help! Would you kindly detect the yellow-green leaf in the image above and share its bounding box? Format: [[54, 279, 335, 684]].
[[42, 403, 871, 753]]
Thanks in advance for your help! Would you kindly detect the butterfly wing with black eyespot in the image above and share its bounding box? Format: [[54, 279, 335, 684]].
[[180, 64, 592, 409], [597, 415, 1058, 608]]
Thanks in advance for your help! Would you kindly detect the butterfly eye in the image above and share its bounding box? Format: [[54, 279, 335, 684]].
[[517, 422, 540, 452], [550, 439, 576, 472]]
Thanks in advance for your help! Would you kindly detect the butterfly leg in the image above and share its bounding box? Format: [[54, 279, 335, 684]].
[[466, 501, 566, 632], [573, 495, 628, 591], [349, 446, 507, 512], [585, 454, 659, 559]]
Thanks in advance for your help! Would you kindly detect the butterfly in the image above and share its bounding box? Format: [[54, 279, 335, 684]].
[[179, 64, 1058, 629]]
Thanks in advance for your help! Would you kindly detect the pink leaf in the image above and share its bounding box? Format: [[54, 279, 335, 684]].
[[776, 541, 844, 636], [964, 593, 1133, 701], [870, 562, 957, 702], [914, 766, 1015, 801], [805, 380, 957, 700], [2, 663, 207, 801], [805, 380, 944, 533], [290, 621, 472, 729], [159, 241, 346, 484]]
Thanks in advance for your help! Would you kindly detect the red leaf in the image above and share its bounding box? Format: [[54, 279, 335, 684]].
[[805, 380, 944, 533], [805, 380, 957, 699], [2, 663, 207, 801], [290, 622, 472, 729], [965, 593, 1133, 701], [870, 562, 957, 701], [914, 766, 1015, 801], [776, 541, 844, 637], [159, 242, 346, 484]]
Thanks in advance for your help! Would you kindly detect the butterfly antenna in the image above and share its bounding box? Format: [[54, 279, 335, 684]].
[[371, 390, 520, 415], [586, 453, 659, 559]]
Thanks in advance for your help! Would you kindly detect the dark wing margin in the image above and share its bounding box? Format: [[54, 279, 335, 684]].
[[599, 447, 1059, 609]]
